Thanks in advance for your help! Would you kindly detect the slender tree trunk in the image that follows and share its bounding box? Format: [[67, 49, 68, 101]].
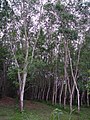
[[64, 83, 67, 109], [40, 88, 43, 100], [87, 91, 89, 107], [63, 38, 68, 109], [68, 46, 80, 112], [70, 93, 73, 112], [46, 80, 51, 101], [52, 82, 55, 105], [20, 90, 24, 112], [42, 87, 46, 100], [81, 91, 84, 106], [59, 81, 64, 105], [70, 84, 75, 112], [55, 80, 58, 105], [38, 87, 40, 100]]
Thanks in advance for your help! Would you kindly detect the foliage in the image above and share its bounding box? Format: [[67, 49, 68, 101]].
[[58, 28, 78, 40], [0, 0, 13, 29], [55, 3, 64, 12], [50, 108, 63, 120], [7, 66, 18, 95], [79, 33, 90, 91], [0, 43, 9, 71]]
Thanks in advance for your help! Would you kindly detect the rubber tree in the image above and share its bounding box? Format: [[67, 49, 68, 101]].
[[6, 0, 43, 112]]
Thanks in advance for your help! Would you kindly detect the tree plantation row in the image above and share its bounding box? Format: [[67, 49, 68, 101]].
[[0, 0, 90, 112]]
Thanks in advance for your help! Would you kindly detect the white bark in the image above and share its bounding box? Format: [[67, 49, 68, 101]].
[[59, 81, 64, 105], [68, 47, 80, 112]]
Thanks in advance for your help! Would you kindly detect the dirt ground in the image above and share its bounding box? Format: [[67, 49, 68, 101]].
[[0, 97, 15, 106], [0, 97, 50, 110]]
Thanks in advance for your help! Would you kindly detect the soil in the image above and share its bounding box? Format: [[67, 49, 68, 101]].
[[0, 97, 15, 106], [0, 97, 49, 110]]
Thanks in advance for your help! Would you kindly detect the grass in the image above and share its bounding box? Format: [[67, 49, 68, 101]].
[[0, 104, 52, 120], [0, 99, 90, 120]]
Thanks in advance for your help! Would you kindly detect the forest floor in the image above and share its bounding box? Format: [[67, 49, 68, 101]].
[[0, 97, 90, 120]]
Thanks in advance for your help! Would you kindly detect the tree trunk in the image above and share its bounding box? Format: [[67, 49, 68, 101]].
[[18, 72, 27, 112], [52, 83, 55, 105], [42, 87, 46, 100], [70, 93, 73, 112], [20, 90, 24, 112], [68, 47, 80, 112], [55, 80, 58, 105], [46, 80, 51, 101], [59, 81, 64, 105], [87, 91, 89, 107], [64, 83, 67, 109], [81, 91, 84, 106]]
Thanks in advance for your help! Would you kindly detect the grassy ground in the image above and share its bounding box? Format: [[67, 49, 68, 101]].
[[0, 97, 90, 120]]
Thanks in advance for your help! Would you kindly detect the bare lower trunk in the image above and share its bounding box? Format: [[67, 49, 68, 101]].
[[68, 48, 80, 112], [81, 91, 84, 106], [20, 90, 24, 112], [40, 88, 43, 100], [35, 86, 38, 99], [52, 80, 58, 105], [70, 85, 75, 112], [55, 80, 58, 105], [77, 89, 80, 112], [38, 87, 40, 100], [59, 82, 64, 105], [87, 91, 89, 107], [42, 87, 46, 100], [64, 83, 67, 109], [70, 93, 73, 112], [52, 83, 55, 105], [46, 80, 51, 101]]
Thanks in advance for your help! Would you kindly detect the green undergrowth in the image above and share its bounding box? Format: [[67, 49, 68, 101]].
[[0, 101, 90, 120]]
